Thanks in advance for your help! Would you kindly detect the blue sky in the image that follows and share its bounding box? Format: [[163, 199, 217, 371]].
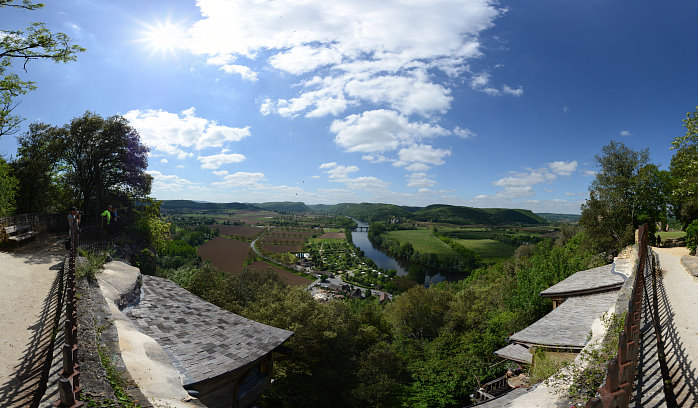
[[2, 0, 697, 213]]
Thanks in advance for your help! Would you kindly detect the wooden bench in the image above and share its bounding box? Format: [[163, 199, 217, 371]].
[[1, 224, 39, 244]]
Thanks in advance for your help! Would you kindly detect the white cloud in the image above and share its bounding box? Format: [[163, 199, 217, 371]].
[[362, 154, 393, 163], [160, 158, 168, 164], [331, 109, 449, 153], [397, 144, 451, 166], [471, 72, 490, 88], [406, 172, 437, 188], [584, 170, 597, 176], [213, 170, 228, 176], [345, 72, 452, 116], [454, 126, 476, 139], [197, 153, 246, 169], [269, 45, 343, 75], [219, 64, 258, 81], [147, 170, 198, 192], [187, 0, 504, 117], [124, 108, 250, 157], [319, 162, 389, 190], [319, 162, 360, 181], [502, 84, 523, 97], [620, 130, 632, 136], [548, 160, 578, 176], [211, 172, 266, 188], [405, 163, 431, 172]]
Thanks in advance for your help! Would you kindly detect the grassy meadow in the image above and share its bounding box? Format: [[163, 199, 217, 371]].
[[455, 239, 515, 263], [384, 229, 456, 258]]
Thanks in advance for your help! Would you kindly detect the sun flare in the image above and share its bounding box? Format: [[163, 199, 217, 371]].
[[142, 19, 186, 56]]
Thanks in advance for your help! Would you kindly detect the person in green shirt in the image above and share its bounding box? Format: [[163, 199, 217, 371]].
[[101, 205, 112, 238]]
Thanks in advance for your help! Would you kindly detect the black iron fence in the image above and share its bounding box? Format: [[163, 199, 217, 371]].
[[586, 224, 675, 407], [54, 227, 84, 407]]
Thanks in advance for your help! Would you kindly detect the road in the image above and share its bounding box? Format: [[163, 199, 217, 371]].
[[0, 234, 65, 407]]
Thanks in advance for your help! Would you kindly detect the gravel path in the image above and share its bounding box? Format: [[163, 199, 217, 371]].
[[653, 247, 698, 407], [0, 235, 65, 407]]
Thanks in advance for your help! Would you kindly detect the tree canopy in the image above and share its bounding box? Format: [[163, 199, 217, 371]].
[[579, 141, 666, 254], [669, 107, 698, 226], [0, 0, 85, 138], [12, 112, 152, 216]]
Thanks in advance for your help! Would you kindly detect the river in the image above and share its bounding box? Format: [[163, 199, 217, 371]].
[[350, 220, 453, 286]]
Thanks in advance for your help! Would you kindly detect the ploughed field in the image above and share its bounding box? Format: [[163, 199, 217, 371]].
[[258, 243, 302, 253], [197, 237, 250, 273], [247, 260, 312, 286], [258, 228, 316, 251], [197, 237, 310, 286], [212, 224, 264, 239]]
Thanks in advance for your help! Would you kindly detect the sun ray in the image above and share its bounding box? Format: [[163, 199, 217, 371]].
[[138, 17, 187, 59]]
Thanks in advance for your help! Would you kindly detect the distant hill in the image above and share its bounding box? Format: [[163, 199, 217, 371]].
[[161, 200, 551, 225], [252, 201, 313, 213], [536, 213, 581, 223], [311, 203, 545, 225], [414, 205, 545, 225], [160, 200, 260, 212], [308, 203, 413, 222]]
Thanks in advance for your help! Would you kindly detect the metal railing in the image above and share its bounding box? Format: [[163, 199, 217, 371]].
[[54, 227, 84, 407], [585, 224, 672, 408]]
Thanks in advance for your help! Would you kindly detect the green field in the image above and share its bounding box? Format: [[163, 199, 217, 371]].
[[384, 229, 456, 258], [658, 231, 686, 239], [455, 239, 515, 263]]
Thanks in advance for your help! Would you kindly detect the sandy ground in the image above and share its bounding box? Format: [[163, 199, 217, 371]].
[[0, 235, 65, 405], [652, 247, 698, 407]]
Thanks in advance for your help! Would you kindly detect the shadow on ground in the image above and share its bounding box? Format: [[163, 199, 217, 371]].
[[0, 234, 66, 266], [0, 264, 64, 408], [657, 268, 698, 407]]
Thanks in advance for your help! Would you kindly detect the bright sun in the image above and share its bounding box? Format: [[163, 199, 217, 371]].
[[142, 19, 186, 56]]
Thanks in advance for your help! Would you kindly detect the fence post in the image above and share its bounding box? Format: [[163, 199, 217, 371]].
[[54, 227, 83, 408]]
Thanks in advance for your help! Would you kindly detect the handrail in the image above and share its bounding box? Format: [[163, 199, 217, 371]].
[[54, 226, 84, 407], [585, 224, 651, 408]]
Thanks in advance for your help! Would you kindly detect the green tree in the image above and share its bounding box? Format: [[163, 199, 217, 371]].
[[580, 141, 666, 254], [12, 122, 65, 212], [669, 107, 698, 227], [0, 157, 18, 216], [59, 111, 152, 214], [1, 1, 85, 137]]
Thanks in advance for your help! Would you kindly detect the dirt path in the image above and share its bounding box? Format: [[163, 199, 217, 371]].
[[652, 247, 698, 407], [0, 235, 65, 407]]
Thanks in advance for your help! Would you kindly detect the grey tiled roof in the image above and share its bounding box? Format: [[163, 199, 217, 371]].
[[495, 343, 532, 364], [473, 388, 530, 407], [509, 291, 618, 349], [127, 275, 293, 386], [540, 264, 624, 297]]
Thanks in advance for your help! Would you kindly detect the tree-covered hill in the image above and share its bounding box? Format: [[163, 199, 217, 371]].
[[160, 200, 261, 212], [252, 201, 313, 213], [309, 202, 414, 222], [312, 202, 546, 225]]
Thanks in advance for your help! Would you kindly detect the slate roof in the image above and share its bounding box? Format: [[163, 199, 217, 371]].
[[472, 388, 530, 407], [540, 264, 624, 298], [127, 275, 293, 386], [508, 291, 618, 349], [495, 343, 532, 364]]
